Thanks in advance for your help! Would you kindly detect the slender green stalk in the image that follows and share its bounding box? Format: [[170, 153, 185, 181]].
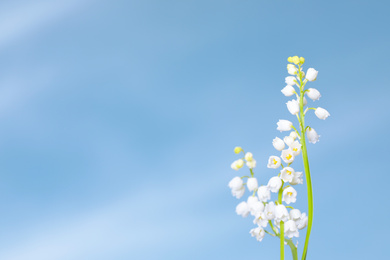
[[287, 240, 298, 260], [278, 182, 285, 260]]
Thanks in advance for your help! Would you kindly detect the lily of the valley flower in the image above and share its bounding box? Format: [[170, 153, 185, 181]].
[[267, 156, 281, 169], [236, 201, 250, 217], [306, 127, 320, 144], [275, 204, 289, 222], [273, 137, 285, 151], [253, 212, 268, 227], [289, 140, 302, 156], [286, 99, 300, 115], [289, 209, 302, 221], [290, 171, 303, 185], [280, 167, 295, 182], [296, 213, 308, 230], [228, 177, 245, 199], [231, 159, 244, 170], [281, 149, 295, 164], [306, 88, 321, 101], [277, 120, 293, 132], [289, 131, 299, 140], [284, 136, 294, 146], [305, 68, 318, 81], [281, 85, 296, 97], [287, 64, 298, 75], [250, 227, 266, 242], [315, 107, 330, 120], [247, 177, 258, 192], [246, 159, 257, 169], [282, 186, 297, 204], [245, 152, 253, 161], [264, 202, 276, 220], [257, 186, 271, 202], [267, 177, 283, 193], [285, 76, 298, 86], [247, 197, 265, 216], [285, 220, 299, 238]]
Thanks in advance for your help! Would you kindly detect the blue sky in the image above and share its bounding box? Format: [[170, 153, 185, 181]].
[[0, 0, 389, 259]]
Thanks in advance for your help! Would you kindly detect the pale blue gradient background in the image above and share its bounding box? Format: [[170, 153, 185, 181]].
[[0, 0, 388, 259]]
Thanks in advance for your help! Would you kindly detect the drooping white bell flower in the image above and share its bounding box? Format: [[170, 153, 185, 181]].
[[267, 176, 283, 193], [236, 201, 250, 217], [247, 177, 258, 192], [287, 64, 298, 75], [246, 159, 257, 169], [257, 186, 271, 202], [250, 227, 265, 242], [245, 152, 253, 161], [289, 131, 299, 140], [253, 212, 268, 227], [284, 136, 294, 146], [306, 127, 320, 144], [267, 156, 281, 169], [285, 76, 298, 86], [282, 187, 297, 204], [305, 68, 318, 81], [315, 107, 330, 120], [306, 88, 321, 101], [231, 159, 244, 170], [280, 167, 295, 182], [296, 213, 308, 229], [285, 220, 299, 238], [247, 197, 265, 216], [264, 202, 276, 220], [275, 204, 289, 222], [290, 171, 303, 185], [289, 209, 302, 221], [231, 186, 245, 199], [281, 85, 295, 96], [228, 177, 244, 190], [273, 137, 285, 151], [277, 120, 293, 132], [281, 149, 295, 164], [286, 99, 300, 115], [289, 140, 302, 156]]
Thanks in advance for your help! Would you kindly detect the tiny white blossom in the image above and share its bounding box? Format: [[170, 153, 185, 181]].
[[275, 204, 289, 222], [285, 220, 299, 238], [267, 177, 282, 193], [245, 152, 253, 161], [246, 159, 257, 169], [296, 213, 308, 229], [289, 131, 299, 140], [253, 212, 268, 227], [247, 196, 264, 216], [315, 107, 330, 120], [282, 187, 297, 204], [285, 76, 298, 86], [280, 167, 295, 183], [250, 227, 265, 242], [286, 99, 300, 115], [287, 64, 298, 75], [281, 149, 295, 164], [247, 177, 258, 192], [257, 186, 271, 202], [289, 209, 302, 221], [267, 156, 281, 169], [289, 140, 302, 156], [236, 201, 250, 217], [306, 127, 320, 144], [306, 68, 318, 81], [231, 159, 244, 170], [264, 202, 276, 220], [306, 88, 321, 101], [284, 136, 294, 146], [281, 85, 295, 96], [277, 120, 293, 132], [273, 137, 285, 151], [232, 186, 245, 199], [228, 177, 243, 190], [290, 171, 303, 185]]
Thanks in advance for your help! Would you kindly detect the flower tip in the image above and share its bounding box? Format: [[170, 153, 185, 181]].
[[234, 146, 243, 154], [299, 57, 305, 64], [287, 57, 293, 63]]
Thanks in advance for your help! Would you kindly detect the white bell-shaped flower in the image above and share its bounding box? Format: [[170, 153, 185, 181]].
[[250, 227, 266, 242], [231, 186, 245, 199], [287, 64, 298, 75], [264, 202, 276, 220], [247, 196, 264, 216], [231, 159, 244, 170], [273, 137, 285, 151], [284, 136, 294, 146], [285, 76, 298, 86], [281, 85, 295, 96], [289, 140, 302, 156], [257, 186, 271, 202], [247, 177, 258, 192], [246, 159, 257, 169], [290, 171, 303, 185], [306, 127, 320, 144], [236, 201, 250, 217], [282, 187, 297, 204], [306, 88, 321, 101], [253, 212, 268, 227], [285, 220, 299, 238], [267, 156, 281, 169], [228, 177, 243, 190], [281, 149, 295, 164], [277, 120, 293, 132], [267, 176, 282, 193], [245, 152, 253, 161], [296, 213, 308, 229], [280, 167, 295, 182], [286, 99, 300, 115], [275, 204, 289, 222], [305, 68, 318, 81], [315, 107, 330, 120], [289, 209, 302, 221], [289, 131, 299, 140]]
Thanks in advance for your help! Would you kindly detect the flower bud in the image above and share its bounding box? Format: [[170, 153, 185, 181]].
[[289, 131, 298, 140], [299, 57, 305, 64], [273, 137, 285, 151], [281, 85, 295, 96], [277, 120, 293, 132], [247, 177, 258, 192], [287, 57, 293, 63], [292, 56, 300, 65], [287, 64, 298, 75], [234, 146, 243, 154], [245, 152, 253, 161], [315, 107, 330, 120], [231, 159, 244, 170], [306, 88, 321, 101], [286, 99, 300, 115], [306, 68, 318, 81], [246, 159, 257, 169], [283, 136, 294, 146], [306, 127, 320, 144]]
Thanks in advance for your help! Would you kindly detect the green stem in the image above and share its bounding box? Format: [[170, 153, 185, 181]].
[[287, 239, 298, 260], [278, 182, 285, 260]]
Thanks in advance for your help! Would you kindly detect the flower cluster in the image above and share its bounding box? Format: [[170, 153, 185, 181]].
[[228, 56, 329, 257]]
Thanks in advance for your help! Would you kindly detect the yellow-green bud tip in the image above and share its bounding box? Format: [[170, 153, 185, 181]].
[[292, 56, 300, 65], [234, 146, 243, 154], [287, 57, 293, 63], [299, 57, 305, 64]]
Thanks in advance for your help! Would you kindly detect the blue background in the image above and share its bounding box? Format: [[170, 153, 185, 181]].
[[0, 0, 388, 259]]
